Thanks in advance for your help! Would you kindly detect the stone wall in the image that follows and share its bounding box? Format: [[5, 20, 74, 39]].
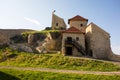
[[86, 23, 111, 59], [62, 33, 85, 56], [69, 21, 87, 30], [108, 52, 120, 61], [51, 14, 66, 30], [0, 29, 33, 45]]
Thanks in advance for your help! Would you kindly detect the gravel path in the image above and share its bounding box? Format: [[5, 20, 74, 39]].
[[0, 66, 120, 75]]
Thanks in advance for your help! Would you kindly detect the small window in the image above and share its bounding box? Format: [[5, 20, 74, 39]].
[[60, 27, 64, 30], [76, 37, 79, 41], [56, 23, 58, 26], [67, 37, 72, 41], [80, 24, 83, 27]]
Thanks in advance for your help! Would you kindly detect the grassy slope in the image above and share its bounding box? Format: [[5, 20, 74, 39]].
[[0, 48, 120, 71], [0, 69, 120, 80], [21, 30, 60, 37]]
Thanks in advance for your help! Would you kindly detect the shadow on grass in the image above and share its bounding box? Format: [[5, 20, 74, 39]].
[[7, 54, 17, 58], [0, 53, 18, 62], [0, 71, 20, 80]]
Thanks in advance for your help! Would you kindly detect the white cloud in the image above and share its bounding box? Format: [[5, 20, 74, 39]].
[[24, 17, 41, 26], [112, 44, 120, 55]]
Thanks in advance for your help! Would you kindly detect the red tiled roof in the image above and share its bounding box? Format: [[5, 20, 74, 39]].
[[62, 27, 85, 34], [68, 15, 88, 24]]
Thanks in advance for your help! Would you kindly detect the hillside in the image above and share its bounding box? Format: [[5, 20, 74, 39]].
[[0, 48, 120, 71]]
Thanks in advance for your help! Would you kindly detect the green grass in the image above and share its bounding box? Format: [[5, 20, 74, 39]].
[[22, 30, 60, 37], [22, 30, 60, 34], [0, 69, 120, 80], [0, 48, 120, 71]]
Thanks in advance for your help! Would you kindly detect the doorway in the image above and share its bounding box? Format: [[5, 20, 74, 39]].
[[89, 49, 93, 57], [65, 47, 72, 55]]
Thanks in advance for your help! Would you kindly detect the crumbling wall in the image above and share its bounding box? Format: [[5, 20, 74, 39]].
[[28, 32, 62, 53], [0, 30, 62, 53], [0, 29, 32, 45], [51, 14, 66, 30], [108, 50, 120, 62]]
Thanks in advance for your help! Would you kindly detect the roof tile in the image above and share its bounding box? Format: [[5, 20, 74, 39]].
[[68, 15, 88, 24], [62, 27, 84, 34]]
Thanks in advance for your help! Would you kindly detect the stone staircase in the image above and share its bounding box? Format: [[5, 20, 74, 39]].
[[65, 39, 86, 55]]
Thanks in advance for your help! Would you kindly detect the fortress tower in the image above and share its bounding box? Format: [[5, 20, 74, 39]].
[[68, 15, 88, 30], [51, 12, 66, 30]]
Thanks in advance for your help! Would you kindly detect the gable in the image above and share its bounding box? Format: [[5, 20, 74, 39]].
[[68, 15, 88, 24], [87, 23, 110, 36]]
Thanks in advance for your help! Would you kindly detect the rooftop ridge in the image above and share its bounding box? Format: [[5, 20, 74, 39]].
[[68, 15, 88, 24]]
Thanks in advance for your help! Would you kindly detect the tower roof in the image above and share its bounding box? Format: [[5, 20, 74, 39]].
[[68, 15, 88, 24], [62, 26, 85, 34]]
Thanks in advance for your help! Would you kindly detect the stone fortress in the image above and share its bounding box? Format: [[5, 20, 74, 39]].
[[51, 12, 120, 61], [0, 12, 120, 61]]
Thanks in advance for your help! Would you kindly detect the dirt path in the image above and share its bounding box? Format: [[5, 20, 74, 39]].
[[0, 66, 120, 75], [71, 56, 120, 67]]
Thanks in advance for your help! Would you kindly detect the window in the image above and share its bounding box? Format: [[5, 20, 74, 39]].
[[80, 24, 83, 27], [67, 37, 72, 41], [60, 27, 64, 30], [56, 23, 58, 26], [76, 37, 79, 41]]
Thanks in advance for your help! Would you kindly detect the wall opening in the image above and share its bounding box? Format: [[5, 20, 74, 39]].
[[65, 47, 72, 55], [89, 49, 93, 57], [67, 37, 72, 42], [76, 37, 79, 41], [56, 23, 58, 26], [80, 24, 83, 27]]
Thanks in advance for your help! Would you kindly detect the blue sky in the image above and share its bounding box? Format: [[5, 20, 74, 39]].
[[0, 0, 120, 54]]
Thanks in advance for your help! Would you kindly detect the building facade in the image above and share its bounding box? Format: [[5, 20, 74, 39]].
[[62, 27, 85, 56], [51, 13, 120, 61], [61, 15, 113, 60]]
